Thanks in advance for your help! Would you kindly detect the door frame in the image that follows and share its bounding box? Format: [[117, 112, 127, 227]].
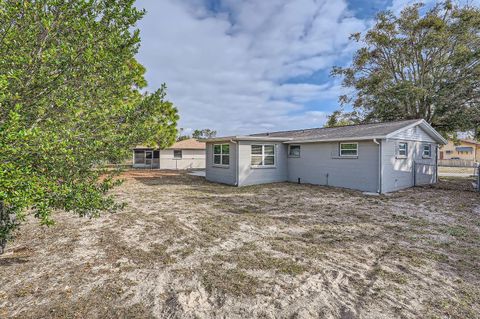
[[145, 150, 153, 167]]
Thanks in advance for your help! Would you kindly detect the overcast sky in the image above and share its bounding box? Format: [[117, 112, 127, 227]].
[[134, 0, 462, 136]]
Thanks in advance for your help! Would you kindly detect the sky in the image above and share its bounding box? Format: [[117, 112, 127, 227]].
[[133, 0, 451, 136]]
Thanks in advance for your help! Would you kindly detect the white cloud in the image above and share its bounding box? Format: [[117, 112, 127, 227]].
[[135, 0, 368, 135]]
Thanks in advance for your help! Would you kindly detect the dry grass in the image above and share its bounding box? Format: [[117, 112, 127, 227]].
[[1, 170, 479, 319]]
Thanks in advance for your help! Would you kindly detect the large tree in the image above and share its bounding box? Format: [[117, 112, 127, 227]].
[[192, 129, 217, 139], [0, 0, 178, 252], [324, 110, 355, 128], [332, 1, 480, 135]]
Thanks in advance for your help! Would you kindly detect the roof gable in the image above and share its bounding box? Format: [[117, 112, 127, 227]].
[[385, 120, 447, 144]]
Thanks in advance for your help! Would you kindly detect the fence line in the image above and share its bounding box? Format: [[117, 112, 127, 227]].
[[438, 159, 478, 167]]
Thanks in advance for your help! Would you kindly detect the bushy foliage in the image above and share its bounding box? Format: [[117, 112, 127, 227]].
[[192, 129, 217, 139], [332, 1, 480, 135], [0, 0, 178, 252], [324, 110, 356, 128]]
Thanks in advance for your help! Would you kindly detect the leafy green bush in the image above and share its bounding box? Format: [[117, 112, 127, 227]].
[[0, 0, 178, 252]]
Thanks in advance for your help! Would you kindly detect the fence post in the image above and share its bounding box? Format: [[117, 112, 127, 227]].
[[477, 163, 480, 192], [413, 161, 416, 187]]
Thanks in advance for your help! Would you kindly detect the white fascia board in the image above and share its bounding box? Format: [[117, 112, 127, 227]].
[[419, 121, 448, 144], [284, 136, 386, 144]]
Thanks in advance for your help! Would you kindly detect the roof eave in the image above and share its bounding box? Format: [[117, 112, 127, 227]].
[[285, 136, 386, 144], [201, 136, 292, 142]]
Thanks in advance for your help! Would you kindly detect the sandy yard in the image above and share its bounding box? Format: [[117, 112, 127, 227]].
[[1, 170, 479, 319]]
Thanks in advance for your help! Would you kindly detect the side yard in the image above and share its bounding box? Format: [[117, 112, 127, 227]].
[[1, 171, 479, 318]]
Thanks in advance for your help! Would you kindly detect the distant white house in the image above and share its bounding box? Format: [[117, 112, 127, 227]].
[[202, 119, 447, 193], [133, 138, 205, 170]]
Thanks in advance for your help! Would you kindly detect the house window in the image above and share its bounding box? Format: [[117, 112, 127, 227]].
[[174, 150, 182, 159], [213, 144, 230, 165], [134, 150, 145, 164], [422, 144, 431, 158], [398, 142, 408, 157], [446, 150, 452, 154], [153, 150, 160, 159], [288, 145, 301, 157], [339, 143, 358, 157], [251, 144, 275, 166]]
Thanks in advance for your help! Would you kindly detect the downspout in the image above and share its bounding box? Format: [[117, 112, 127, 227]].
[[435, 144, 438, 183], [373, 139, 382, 193], [230, 139, 239, 186]]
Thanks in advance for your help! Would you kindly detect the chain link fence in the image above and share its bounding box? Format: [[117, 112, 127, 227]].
[[415, 161, 480, 192]]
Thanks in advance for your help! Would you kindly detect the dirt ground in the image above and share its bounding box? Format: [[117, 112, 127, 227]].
[[1, 171, 479, 319]]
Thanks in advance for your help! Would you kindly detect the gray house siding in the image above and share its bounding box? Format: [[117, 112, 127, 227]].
[[390, 125, 436, 142], [205, 142, 237, 185], [381, 125, 438, 193], [203, 121, 444, 192], [287, 141, 380, 192], [238, 141, 288, 186]]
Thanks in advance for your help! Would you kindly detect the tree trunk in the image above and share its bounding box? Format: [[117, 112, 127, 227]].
[[0, 201, 6, 254]]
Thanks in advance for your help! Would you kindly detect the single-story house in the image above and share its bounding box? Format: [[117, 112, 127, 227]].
[[202, 119, 447, 193], [133, 138, 205, 170], [439, 139, 480, 162]]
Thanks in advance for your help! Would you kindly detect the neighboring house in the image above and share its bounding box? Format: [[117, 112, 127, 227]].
[[202, 119, 447, 193], [133, 138, 205, 170], [439, 139, 480, 162]]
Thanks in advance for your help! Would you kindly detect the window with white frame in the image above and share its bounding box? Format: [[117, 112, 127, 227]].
[[213, 144, 230, 165], [251, 144, 275, 166], [288, 145, 301, 157], [422, 144, 432, 158], [398, 142, 408, 157], [339, 143, 358, 156]]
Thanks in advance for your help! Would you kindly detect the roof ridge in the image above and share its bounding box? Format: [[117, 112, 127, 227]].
[[250, 118, 421, 136]]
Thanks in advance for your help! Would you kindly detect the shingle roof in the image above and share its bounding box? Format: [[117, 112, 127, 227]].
[[135, 138, 205, 150], [249, 119, 421, 141], [167, 138, 205, 149], [202, 119, 446, 144], [459, 139, 480, 145]]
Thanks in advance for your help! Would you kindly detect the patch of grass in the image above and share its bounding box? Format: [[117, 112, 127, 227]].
[[196, 215, 239, 242], [200, 264, 261, 296], [409, 217, 431, 227], [378, 269, 408, 285], [445, 225, 469, 238], [215, 244, 307, 276], [424, 251, 449, 263], [172, 245, 197, 258], [269, 237, 327, 261], [426, 285, 480, 319]]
